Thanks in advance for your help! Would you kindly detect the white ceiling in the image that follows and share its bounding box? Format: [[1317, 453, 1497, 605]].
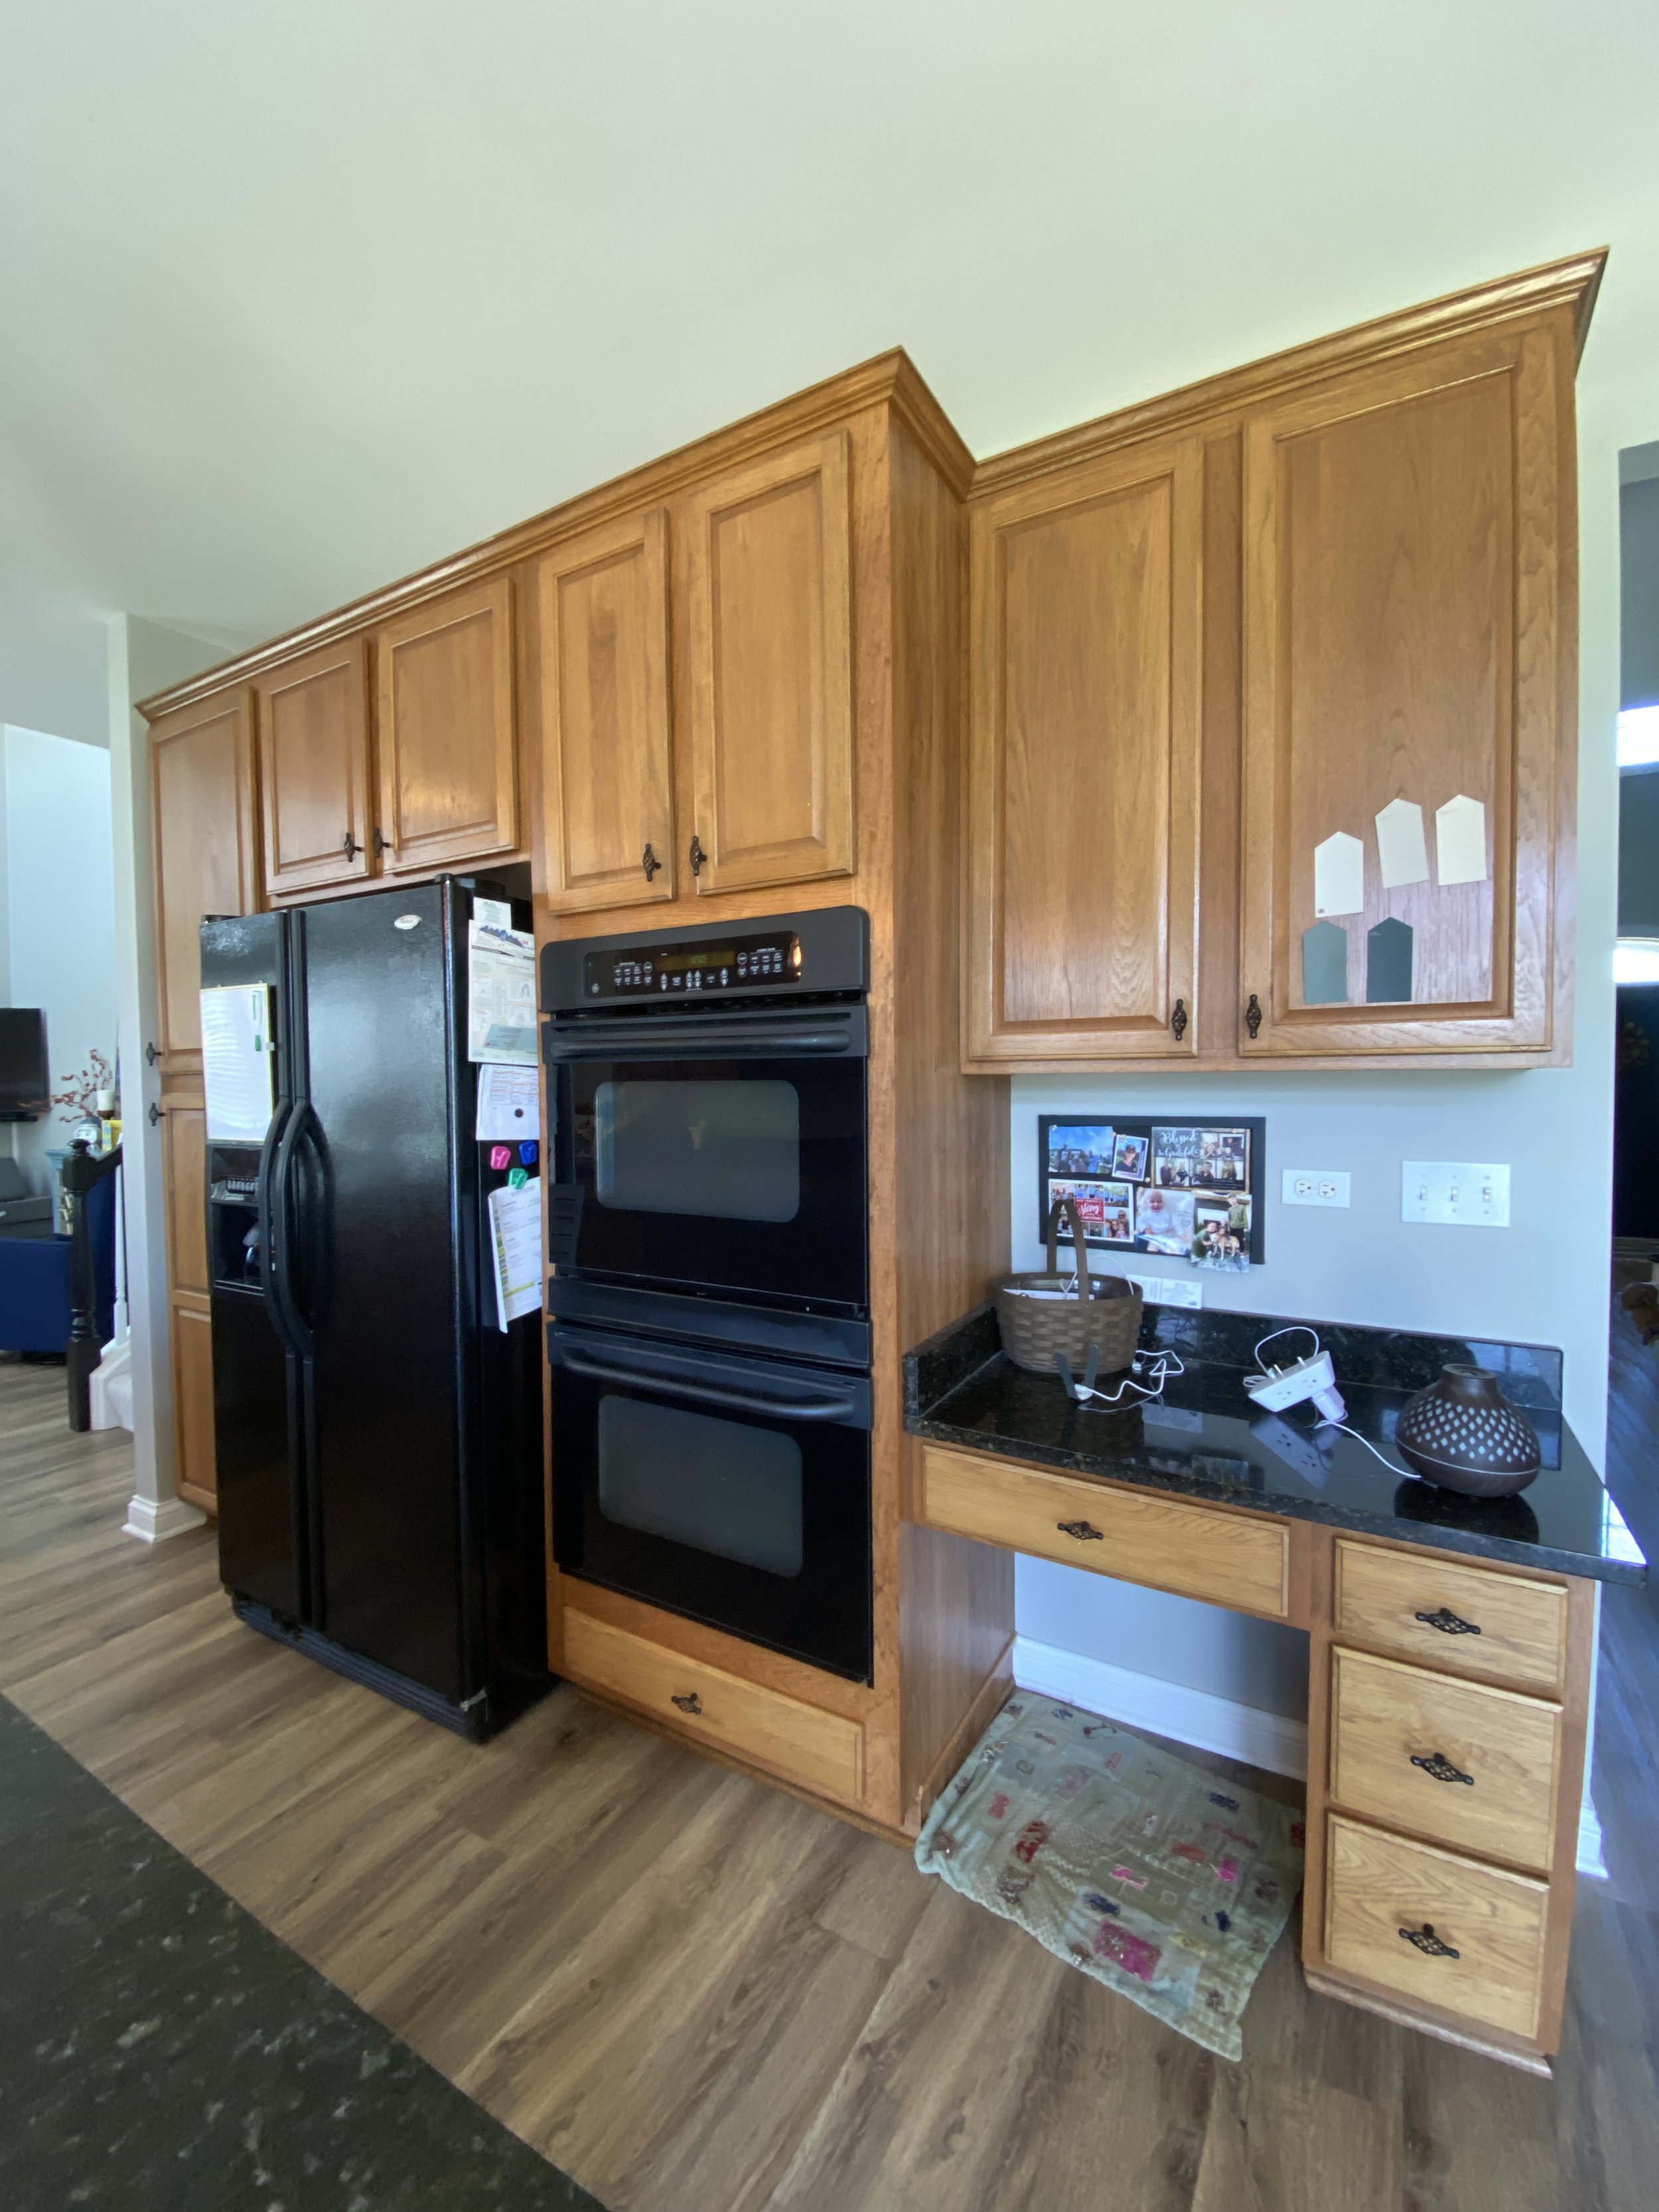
[[3, 1, 1658, 741]]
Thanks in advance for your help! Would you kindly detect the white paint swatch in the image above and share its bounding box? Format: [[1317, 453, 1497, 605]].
[[1435, 794, 1488, 886], [1374, 798, 1429, 889], [1313, 830, 1364, 918]]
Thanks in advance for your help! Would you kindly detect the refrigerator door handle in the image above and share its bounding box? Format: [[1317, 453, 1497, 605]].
[[256, 1100, 297, 1353], [271, 1100, 319, 1353]]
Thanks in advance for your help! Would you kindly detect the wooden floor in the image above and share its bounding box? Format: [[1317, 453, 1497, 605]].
[[3, 1356, 1658, 2212]]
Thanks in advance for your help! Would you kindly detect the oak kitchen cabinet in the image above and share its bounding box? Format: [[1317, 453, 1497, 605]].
[[962, 256, 1595, 1073], [536, 428, 856, 915], [255, 637, 372, 896]]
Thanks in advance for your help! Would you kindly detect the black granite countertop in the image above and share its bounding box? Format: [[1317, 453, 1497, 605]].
[[903, 1303, 1646, 1585]]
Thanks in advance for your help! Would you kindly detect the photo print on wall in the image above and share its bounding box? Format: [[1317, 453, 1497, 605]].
[[1039, 1116, 1265, 1270]]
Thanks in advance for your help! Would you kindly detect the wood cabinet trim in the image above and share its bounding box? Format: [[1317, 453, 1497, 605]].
[[137, 352, 968, 724], [970, 248, 1603, 500]]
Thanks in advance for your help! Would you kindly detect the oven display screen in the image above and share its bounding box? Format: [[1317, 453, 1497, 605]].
[[585, 930, 802, 997]]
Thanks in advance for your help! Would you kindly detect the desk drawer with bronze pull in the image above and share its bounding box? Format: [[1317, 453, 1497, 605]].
[[563, 1609, 866, 1805], [1333, 1539, 1567, 1695], [1324, 1814, 1550, 2041], [916, 1444, 1289, 1619], [1328, 1646, 1561, 1873]]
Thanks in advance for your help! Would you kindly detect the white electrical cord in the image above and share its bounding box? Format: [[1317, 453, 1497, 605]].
[[1069, 1348, 1186, 1408], [1248, 1323, 1409, 1475]]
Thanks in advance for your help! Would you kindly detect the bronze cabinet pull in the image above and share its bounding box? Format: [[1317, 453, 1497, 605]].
[[1057, 1519, 1104, 1542], [1171, 998, 1189, 1041], [342, 831, 361, 860], [1415, 1606, 1481, 1637], [689, 833, 707, 877], [372, 827, 389, 859], [1244, 993, 1263, 1039], [1410, 1751, 1475, 1787], [1399, 1923, 1461, 1959], [642, 842, 661, 881], [670, 1691, 702, 1715]]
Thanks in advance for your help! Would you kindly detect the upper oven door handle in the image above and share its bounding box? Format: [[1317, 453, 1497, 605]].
[[550, 1337, 869, 1424], [543, 1005, 867, 1063]]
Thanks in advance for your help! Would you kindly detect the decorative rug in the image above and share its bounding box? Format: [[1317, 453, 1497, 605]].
[[0, 1693, 603, 2212], [915, 1694, 1304, 2061]]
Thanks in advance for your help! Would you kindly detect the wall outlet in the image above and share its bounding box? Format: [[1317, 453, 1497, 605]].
[[1121, 1272, 1202, 1310], [1281, 1169, 1350, 1208], [1400, 1161, 1511, 1228]]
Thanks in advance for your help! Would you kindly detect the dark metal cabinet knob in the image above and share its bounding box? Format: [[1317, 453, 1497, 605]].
[[342, 831, 361, 860], [144, 1042, 161, 1067], [372, 828, 389, 859], [147, 1102, 163, 1126], [1171, 998, 1189, 1042], [1057, 1519, 1104, 1542], [1415, 1607, 1481, 1637], [1399, 1923, 1460, 1959], [671, 1690, 703, 1716], [642, 842, 661, 882], [1411, 1751, 1475, 1787], [689, 833, 707, 877], [1244, 993, 1263, 1039]]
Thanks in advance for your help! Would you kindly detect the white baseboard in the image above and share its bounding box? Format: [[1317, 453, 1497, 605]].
[[1013, 1635, 1309, 1781], [1013, 1635, 1608, 1876], [123, 1491, 207, 1544]]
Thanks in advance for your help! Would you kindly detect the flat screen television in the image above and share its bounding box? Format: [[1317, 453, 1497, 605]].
[[0, 1009, 48, 1120]]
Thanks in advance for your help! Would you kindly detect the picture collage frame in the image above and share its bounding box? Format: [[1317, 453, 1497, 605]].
[[1038, 1114, 1267, 1272]]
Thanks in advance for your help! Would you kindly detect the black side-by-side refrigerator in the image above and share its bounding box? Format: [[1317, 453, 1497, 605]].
[[200, 877, 548, 1739]]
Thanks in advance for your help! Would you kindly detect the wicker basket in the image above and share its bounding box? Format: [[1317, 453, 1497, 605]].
[[995, 1196, 1144, 1376]]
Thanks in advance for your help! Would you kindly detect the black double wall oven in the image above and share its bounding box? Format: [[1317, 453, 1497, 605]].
[[542, 908, 873, 1682]]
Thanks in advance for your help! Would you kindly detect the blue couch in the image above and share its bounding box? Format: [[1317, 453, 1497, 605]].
[[0, 1174, 115, 1356]]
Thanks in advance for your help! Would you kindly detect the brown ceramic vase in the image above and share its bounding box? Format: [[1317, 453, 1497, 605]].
[[1394, 1364, 1542, 1497]]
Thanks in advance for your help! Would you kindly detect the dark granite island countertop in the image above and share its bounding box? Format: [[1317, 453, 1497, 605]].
[[902, 1303, 1647, 1586]]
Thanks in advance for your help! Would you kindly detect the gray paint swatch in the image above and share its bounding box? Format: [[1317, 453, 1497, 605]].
[[1366, 916, 1414, 1003], [1302, 920, 1348, 1004]]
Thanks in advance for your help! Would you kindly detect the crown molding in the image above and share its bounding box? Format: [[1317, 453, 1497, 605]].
[[138, 346, 970, 722], [968, 248, 1608, 502]]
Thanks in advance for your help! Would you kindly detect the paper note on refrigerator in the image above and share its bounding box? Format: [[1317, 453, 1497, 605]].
[[467, 921, 536, 1065], [200, 984, 275, 1142], [1313, 831, 1364, 918], [1435, 794, 1488, 885], [474, 1063, 540, 1142], [487, 1176, 543, 1333], [1374, 798, 1429, 889]]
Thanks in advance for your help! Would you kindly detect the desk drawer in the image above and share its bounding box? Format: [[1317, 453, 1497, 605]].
[[917, 1445, 1289, 1619], [1333, 1540, 1567, 1694], [1329, 1647, 1561, 1873], [564, 1609, 866, 1806], [1324, 1814, 1549, 2042]]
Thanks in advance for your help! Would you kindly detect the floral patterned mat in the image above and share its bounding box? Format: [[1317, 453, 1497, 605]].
[[914, 1694, 1305, 2061]]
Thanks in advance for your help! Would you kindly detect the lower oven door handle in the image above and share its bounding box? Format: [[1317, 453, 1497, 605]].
[[553, 1343, 862, 1422]]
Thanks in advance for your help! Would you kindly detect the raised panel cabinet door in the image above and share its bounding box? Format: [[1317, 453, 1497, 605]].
[[172, 1298, 217, 1509], [1238, 313, 1575, 1057], [683, 429, 855, 895], [150, 691, 259, 1076], [161, 1104, 208, 1298], [536, 509, 676, 911], [375, 577, 517, 874], [964, 436, 1204, 1065], [256, 638, 372, 894]]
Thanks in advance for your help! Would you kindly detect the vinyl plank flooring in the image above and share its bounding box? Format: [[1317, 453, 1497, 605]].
[[4, 1335, 1659, 2212]]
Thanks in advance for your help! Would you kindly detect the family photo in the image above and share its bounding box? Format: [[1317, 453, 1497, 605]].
[[1046, 1124, 1116, 1179], [1152, 1124, 1249, 1189], [1048, 1178, 1134, 1244]]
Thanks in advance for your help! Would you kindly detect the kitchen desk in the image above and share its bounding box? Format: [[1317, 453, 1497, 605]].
[[902, 1303, 1645, 2073]]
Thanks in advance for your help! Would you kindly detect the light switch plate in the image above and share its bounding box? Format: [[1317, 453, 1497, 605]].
[[1400, 1161, 1510, 1228], [1281, 1169, 1351, 1208]]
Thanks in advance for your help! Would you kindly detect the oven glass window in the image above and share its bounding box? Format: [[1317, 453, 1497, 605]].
[[595, 1078, 800, 1223], [597, 1396, 804, 1576]]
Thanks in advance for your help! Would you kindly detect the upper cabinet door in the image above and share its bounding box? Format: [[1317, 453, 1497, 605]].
[[375, 577, 518, 875], [1239, 317, 1572, 1057], [150, 690, 260, 1075], [255, 638, 372, 896], [683, 429, 855, 895], [536, 509, 676, 913], [964, 436, 1204, 1066]]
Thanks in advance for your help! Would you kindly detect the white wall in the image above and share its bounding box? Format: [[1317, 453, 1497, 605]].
[[1, 725, 116, 1193], [1012, 283, 1648, 1729]]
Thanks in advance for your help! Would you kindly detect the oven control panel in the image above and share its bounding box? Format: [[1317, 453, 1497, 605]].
[[583, 928, 803, 998]]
